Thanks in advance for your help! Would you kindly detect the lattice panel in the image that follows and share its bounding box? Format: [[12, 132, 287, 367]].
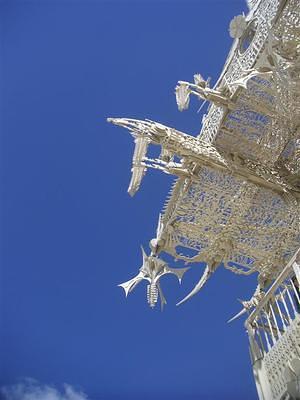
[[200, 0, 299, 146], [162, 165, 300, 276], [215, 82, 296, 166], [273, 0, 300, 44], [200, 105, 224, 143]]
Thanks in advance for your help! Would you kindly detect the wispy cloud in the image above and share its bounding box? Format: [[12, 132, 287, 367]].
[[1, 378, 89, 400]]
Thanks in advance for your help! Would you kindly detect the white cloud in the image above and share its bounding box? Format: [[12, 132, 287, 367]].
[[1, 378, 89, 400]]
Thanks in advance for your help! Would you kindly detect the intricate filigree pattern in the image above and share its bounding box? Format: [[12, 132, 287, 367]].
[[160, 166, 300, 277]]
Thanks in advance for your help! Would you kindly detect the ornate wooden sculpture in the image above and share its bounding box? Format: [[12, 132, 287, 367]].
[[108, 0, 300, 316]]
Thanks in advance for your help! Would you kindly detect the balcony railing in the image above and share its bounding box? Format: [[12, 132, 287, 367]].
[[245, 250, 300, 400]]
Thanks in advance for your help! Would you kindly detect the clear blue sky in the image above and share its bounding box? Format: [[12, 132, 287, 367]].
[[1, 1, 259, 399]]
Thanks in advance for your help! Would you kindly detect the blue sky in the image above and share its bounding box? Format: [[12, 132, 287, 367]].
[[1, 0, 259, 399]]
